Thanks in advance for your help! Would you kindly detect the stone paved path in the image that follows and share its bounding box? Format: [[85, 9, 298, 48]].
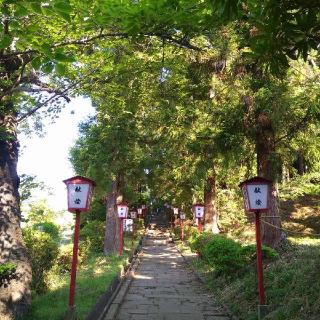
[[111, 228, 231, 320]]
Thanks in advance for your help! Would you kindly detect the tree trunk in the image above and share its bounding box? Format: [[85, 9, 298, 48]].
[[204, 167, 219, 233], [0, 113, 32, 319], [104, 173, 124, 255], [297, 150, 306, 175], [256, 112, 282, 248], [281, 162, 290, 183]]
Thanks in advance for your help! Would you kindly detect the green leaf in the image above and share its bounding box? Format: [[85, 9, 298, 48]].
[[40, 43, 52, 55], [42, 62, 54, 74], [54, 52, 76, 63], [31, 57, 42, 70], [55, 63, 67, 75], [30, 3, 43, 14], [53, 1, 72, 14], [55, 10, 71, 22], [0, 35, 12, 49], [14, 4, 28, 17], [52, 0, 72, 21]]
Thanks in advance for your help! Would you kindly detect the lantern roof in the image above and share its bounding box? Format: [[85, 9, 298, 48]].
[[192, 203, 204, 207], [239, 176, 272, 188], [117, 202, 129, 207], [63, 175, 96, 186]]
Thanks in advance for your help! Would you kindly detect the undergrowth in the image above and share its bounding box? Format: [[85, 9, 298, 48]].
[[23, 234, 142, 320], [178, 174, 320, 320]]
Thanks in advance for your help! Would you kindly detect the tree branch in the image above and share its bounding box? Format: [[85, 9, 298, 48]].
[[275, 109, 314, 144], [1, 31, 203, 60], [17, 66, 100, 122], [16, 86, 71, 102]]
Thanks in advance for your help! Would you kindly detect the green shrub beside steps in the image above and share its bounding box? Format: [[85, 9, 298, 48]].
[[23, 228, 59, 293], [80, 220, 105, 253], [189, 233, 278, 276]]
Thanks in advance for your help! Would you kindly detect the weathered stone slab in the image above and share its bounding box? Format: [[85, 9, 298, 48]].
[[103, 228, 232, 320]]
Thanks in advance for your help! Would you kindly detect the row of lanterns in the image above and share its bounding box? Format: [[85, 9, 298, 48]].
[[165, 203, 205, 233], [64, 175, 272, 317], [63, 176, 147, 311], [116, 203, 146, 219], [164, 177, 271, 315]]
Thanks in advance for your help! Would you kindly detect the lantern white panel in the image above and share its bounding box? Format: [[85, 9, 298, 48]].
[[247, 184, 269, 210], [137, 208, 143, 215], [68, 184, 89, 209], [124, 219, 133, 232], [173, 208, 179, 215], [180, 213, 186, 220], [118, 206, 127, 218], [195, 206, 204, 218], [130, 212, 137, 219]]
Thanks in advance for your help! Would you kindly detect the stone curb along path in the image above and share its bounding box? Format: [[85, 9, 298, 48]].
[[100, 239, 146, 320], [85, 237, 145, 320], [103, 228, 232, 320]]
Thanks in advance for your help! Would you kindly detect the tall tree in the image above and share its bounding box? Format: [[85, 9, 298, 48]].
[[0, 1, 112, 317]]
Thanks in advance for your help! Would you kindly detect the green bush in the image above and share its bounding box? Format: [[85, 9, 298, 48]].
[[23, 228, 59, 293], [184, 225, 199, 242], [80, 220, 105, 252], [189, 232, 215, 253], [241, 244, 279, 262], [201, 235, 246, 275], [32, 221, 60, 242], [189, 232, 280, 277], [55, 243, 88, 274]]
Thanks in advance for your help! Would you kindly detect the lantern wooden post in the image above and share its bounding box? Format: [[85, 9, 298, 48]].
[[130, 212, 137, 247], [117, 203, 128, 256], [240, 177, 271, 319], [193, 204, 204, 233], [119, 218, 124, 255], [197, 218, 202, 232], [63, 176, 95, 312], [180, 212, 186, 241], [173, 207, 179, 229], [255, 211, 265, 305], [69, 210, 81, 307]]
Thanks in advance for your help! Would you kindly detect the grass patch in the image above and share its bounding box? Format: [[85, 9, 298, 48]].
[[279, 172, 320, 201], [185, 239, 320, 320], [23, 234, 142, 320], [176, 173, 320, 320]]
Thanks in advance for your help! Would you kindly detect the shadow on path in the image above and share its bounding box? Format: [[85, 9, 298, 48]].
[[109, 212, 231, 320]]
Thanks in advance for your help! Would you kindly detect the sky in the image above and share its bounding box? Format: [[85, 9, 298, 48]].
[[18, 96, 95, 212]]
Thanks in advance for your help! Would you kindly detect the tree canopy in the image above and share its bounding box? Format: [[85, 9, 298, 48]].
[[0, 1, 319, 318]]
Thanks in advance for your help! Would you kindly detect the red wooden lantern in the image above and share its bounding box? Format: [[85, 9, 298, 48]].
[[63, 175, 95, 310], [239, 177, 271, 212], [239, 176, 272, 312], [63, 176, 95, 213], [117, 203, 128, 218], [193, 203, 204, 232], [137, 208, 143, 215], [130, 211, 137, 219], [193, 203, 204, 218], [116, 203, 128, 256]]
